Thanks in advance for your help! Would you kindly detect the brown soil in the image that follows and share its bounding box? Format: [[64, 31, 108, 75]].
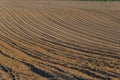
[[0, 0, 120, 80]]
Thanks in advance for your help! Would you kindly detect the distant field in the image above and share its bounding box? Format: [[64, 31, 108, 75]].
[[0, 0, 120, 80]]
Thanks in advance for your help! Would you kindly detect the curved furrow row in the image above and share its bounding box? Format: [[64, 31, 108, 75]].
[[0, 1, 120, 80]]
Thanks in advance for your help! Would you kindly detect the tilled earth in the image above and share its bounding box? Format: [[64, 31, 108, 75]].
[[0, 0, 120, 80]]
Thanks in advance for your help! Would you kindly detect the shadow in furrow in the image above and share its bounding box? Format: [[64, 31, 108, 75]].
[[0, 65, 8, 72], [0, 65, 16, 80], [22, 62, 54, 79]]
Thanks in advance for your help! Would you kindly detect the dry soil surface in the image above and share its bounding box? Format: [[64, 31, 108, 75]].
[[0, 0, 120, 80]]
